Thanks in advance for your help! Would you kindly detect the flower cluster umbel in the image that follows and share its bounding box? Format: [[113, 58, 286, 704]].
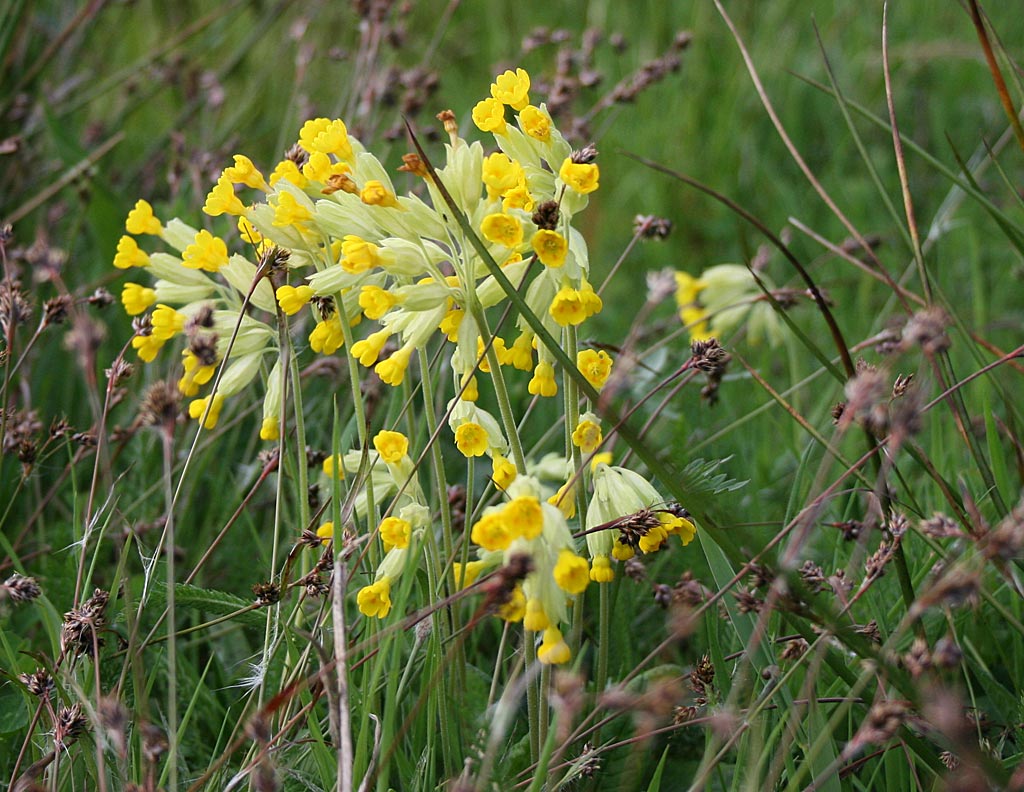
[[115, 68, 695, 664]]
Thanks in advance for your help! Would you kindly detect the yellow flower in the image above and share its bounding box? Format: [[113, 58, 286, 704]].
[[558, 159, 600, 194], [121, 283, 156, 315], [357, 578, 392, 618], [470, 512, 513, 551], [151, 304, 185, 340], [501, 184, 535, 213], [182, 230, 229, 272], [537, 626, 571, 665], [638, 524, 669, 554], [322, 455, 345, 480], [125, 199, 162, 235], [498, 586, 526, 621], [490, 68, 531, 111], [276, 284, 314, 315], [223, 154, 268, 190], [453, 560, 488, 589], [379, 516, 411, 552], [577, 349, 613, 390], [548, 481, 576, 520], [316, 521, 334, 544], [519, 105, 551, 142], [491, 454, 517, 490], [611, 541, 635, 561], [481, 213, 523, 248], [351, 328, 391, 367], [113, 235, 149, 269], [549, 287, 587, 326], [472, 97, 507, 134], [309, 317, 345, 354], [531, 229, 568, 268], [528, 360, 557, 397], [589, 554, 614, 583], [509, 332, 534, 371], [299, 118, 353, 160], [188, 393, 225, 430], [260, 416, 280, 441], [375, 346, 412, 386], [272, 191, 313, 228], [503, 496, 542, 540], [572, 417, 602, 455], [341, 235, 382, 274], [662, 513, 697, 546], [523, 598, 549, 631], [358, 285, 399, 320], [303, 151, 351, 183], [481, 152, 525, 200], [439, 308, 464, 342], [590, 451, 613, 473], [269, 159, 308, 188], [460, 375, 479, 402], [553, 549, 590, 595], [360, 180, 400, 208], [454, 422, 488, 457], [238, 216, 267, 247], [131, 334, 165, 362], [681, 305, 712, 342], [203, 174, 246, 217], [373, 430, 409, 464], [178, 350, 216, 397]]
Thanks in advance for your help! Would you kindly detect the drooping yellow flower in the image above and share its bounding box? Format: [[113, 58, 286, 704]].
[[223, 154, 268, 190], [572, 416, 602, 454], [491, 454, 517, 490], [269, 159, 309, 188], [503, 496, 543, 540], [470, 511, 513, 552], [528, 360, 557, 397], [260, 416, 280, 441], [203, 174, 246, 217], [439, 308, 464, 342], [357, 577, 392, 618], [121, 283, 156, 315], [276, 284, 314, 315], [638, 524, 669, 554], [151, 304, 186, 340], [472, 97, 507, 135], [379, 516, 411, 552], [553, 549, 590, 595], [662, 513, 697, 546], [299, 118, 353, 160], [453, 560, 488, 589], [577, 349, 613, 390], [178, 350, 216, 397], [272, 191, 313, 229], [531, 229, 568, 268], [481, 152, 525, 200], [498, 586, 526, 621], [125, 199, 162, 235], [238, 216, 267, 247], [358, 285, 400, 320], [537, 626, 571, 665], [322, 455, 345, 480], [316, 521, 334, 544], [182, 230, 229, 272], [549, 287, 587, 326], [373, 430, 408, 464], [131, 334, 165, 363], [360, 180, 400, 208], [501, 183, 535, 213], [490, 68, 531, 111], [509, 332, 534, 371], [558, 159, 600, 194], [340, 236, 382, 274], [113, 235, 150, 269], [548, 480, 576, 520], [589, 554, 615, 583], [611, 541, 635, 561], [481, 213, 523, 248], [309, 316, 345, 354], [523, 598, 549, 631], [188, 393, 225, 430], [302, 150, 351, 184], [519, 105, 551, 142], [351, 328, 391, 366], [454, 422, 488, 457], [375, 346, 412, 386]]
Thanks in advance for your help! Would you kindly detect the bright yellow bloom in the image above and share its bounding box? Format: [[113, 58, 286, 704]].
[[151, 304, 185, 340], [503, 496, 543, 540], [276, 284, 315, 315], [523, 598, 549, 631], [178, 350, 216, 397], [572, 418, 602, 454], [269, 159, 309, 188], [537, 626, 571, 665], [460, 375, 479, 402], [559, 159, 600, 194], [491, 454, 517, 490], [531, 229, 568, 268], [322, 455, 345, 480], [590, 451, 613, 473], [188, 393, 225, 429], [260, 416, 280, 441], [357, 578, 392, 618], [131, 334, 165, 362], [309, 316, 345, 354], [113, 235, 149, 269], [454, 422, 488, 457], [548, 481, 576, 520], [674, 271, 706, 307], [579, 279, 603, 318], [590, 554, 615, 583], [358, 285, 399, 320], [341, 235, 382, 274], [273, 191, 313, 228], [611, 541, 635, 561], [577, 349, 613, 390], [638, 524, 669, 554], [549, 287, 587, 326], [375, 346, 412, 386], [182, 229, 229, 272], [498, 586, 526, 621], [519, 105, 551, 142], [453, 560, 488, 589], [351, 328, 391, 366], [238, 216, 267, 247], [203, 174, 246, 217], [681, 305, 712, 342], [360, 180, 400, 208], [472, 97, 507, 134], [439, 308, 464, 342], [528, 360, 557, 397], [490, 68, 531, 111], [125, 199, 162, 235], [379, 516, 411, 552], [299, 118, 353, 160], [373, 430, 408, 463], [662, 513, 697, 546], [553, 549, 590, 595], [481, 213, 523, 248], [481, 152, 525, 200], [470, 512, 513, 551], [223, 154, 268, 190], [316, 521, 334, 544], [303, 150, 351, 183], [121, 283, 156, 315], [501, 183, 535, 212], [509, 332, 534, 371]]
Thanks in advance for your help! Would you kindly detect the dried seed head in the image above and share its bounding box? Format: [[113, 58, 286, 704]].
[[312, 295, 335, 319], [252, 581, 281, 607], [42, 295, 72, 327], [733, 587, 763, 614], [903, 637, 932, 678], [799, 560, 826, 593], [531, 200, 561, 231], [3, 572, 42, 603], [780, 638, 809, 662], [138, 380, 180, 429], [141, 721, 168, 763], [0, 278, 32, 335], [132, 313, 153, 337], [18, 668, 54, 697], [106, 358, 134, 387], [886, 511, 908, 539], [188, 332, 219, 366], [87, 287, 115, 308], [932, 635, 962, 669], [635, 215, 673, 240], [98, 696, 130, 758], [284, 142, 308, 168], [571, 143, 598, 164], [623, 556, 646, 582], [672, 571, 708, 606], [852, 700, 909, 750], [55, 703, 88, 747], [983, 499, 1024, 560], [689, 338, 730, 374], [186, 304, 215, 331], [60, 588, 110, 658], [831, 402, 846, 424], [855, 619, 881, 644], [919, 513, 962, 539], [902, 306, 951, 355], [912, 567, 980, 617], [892, 372, 914, 398], [653, 583, 672, 609]]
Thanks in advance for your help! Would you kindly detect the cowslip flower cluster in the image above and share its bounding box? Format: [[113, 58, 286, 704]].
[[114, 68, 696, 667], [675, 264, 784, 346]]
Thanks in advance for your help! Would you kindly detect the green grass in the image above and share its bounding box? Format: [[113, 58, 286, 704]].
[[2, 1, 1024, 790]]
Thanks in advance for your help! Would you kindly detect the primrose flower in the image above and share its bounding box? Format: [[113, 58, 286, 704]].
[[357, 577, 392, 619], [223, 154, 268, 190], [360, 180, 400, 208], [121, 283, 156, 315], [559, 159, 600, 195], [577, 349, 613, 390], [491, 68, 531, 111], [188, 393, 225, 430], [114, 235, 150, 269], [203, 175, 246, 217], [378, 516, 411, 552], [503, 496, 543, 540], [126, 199, 162, 236], [472, 97, 507, 135], [519, 105, 552, 142], [572, 413, 603, 454], [454, 560, 489, 589], [316, 522, 334, 544], [455, 423, 488, 457], [537, 626, 571, 665], [309, 317, 345, 354], [590, 555, 614, 583], [276, 284, 314, 315], [182, 230, 229, 273], [491, 454, 517, 490], [375, 345, 413, 386], [528, 360, 557, 397], [481, 212, 524, 248], [272, 191, 313, 229], [374, 430, 409, 463], [523, 598, 550, 631], [531, 229, 568, 268], [553, 549, 590, 595]]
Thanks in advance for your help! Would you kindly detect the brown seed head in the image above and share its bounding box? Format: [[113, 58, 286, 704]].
[[3, 572, 42, 603]]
